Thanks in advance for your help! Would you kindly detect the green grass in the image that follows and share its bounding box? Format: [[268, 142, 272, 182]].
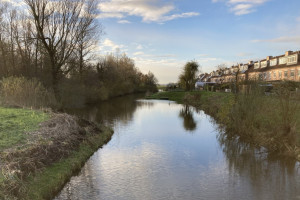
[[24, 127, 113, 200], [147, 90, 231, 104], [157, 85, 167, 90], [0, 107, 49, 150], [147, 91, 186, 103]]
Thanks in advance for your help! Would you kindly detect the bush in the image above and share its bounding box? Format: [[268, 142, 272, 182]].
[[0, 77, 57, 109]]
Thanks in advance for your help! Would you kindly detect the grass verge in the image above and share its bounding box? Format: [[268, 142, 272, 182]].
[[24, 127, 113, 200]]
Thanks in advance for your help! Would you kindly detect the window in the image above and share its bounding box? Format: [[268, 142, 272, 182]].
[[273, 71, 276, 79], [262, 72, 269, 80], [270, 59, 277, 66], [279, 71, 282, 78], [287, 55, 298, 65], [279, 57, 287, 65], [284, 71, 288, 78], [261, 61, 267, 68], [291, 70, 295, 77]]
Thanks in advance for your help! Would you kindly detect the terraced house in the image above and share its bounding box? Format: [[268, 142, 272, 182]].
[[203, 51, 300, 83]]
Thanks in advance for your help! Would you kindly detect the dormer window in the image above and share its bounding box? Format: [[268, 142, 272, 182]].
[[287, 55, 298, 65], [279, 57, 287, 65], [254, 62, 260, 69], [261, 61, 268, 68], [270, 59, 277, 66]]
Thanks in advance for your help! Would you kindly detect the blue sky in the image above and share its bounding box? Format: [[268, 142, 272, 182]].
[[97, 0, 300, 84]]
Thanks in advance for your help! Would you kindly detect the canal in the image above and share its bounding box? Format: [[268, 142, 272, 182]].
[[55, 95, 300, 200]]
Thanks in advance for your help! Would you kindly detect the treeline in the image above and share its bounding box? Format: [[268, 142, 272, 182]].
[[0, 0, 157, 109]]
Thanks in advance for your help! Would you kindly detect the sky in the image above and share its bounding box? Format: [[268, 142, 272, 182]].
[[3, 0, 300, 84]]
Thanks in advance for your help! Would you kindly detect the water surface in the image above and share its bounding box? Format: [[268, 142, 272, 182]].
[[55, 96, 300, 200]]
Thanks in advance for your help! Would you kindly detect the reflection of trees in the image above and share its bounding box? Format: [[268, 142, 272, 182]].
[[217, 131, 300, 200], [179, 104, 197, 131], [65, 94, 152, 126]]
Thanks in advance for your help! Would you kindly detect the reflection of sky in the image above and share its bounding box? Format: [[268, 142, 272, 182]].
[[55, 100, 300, 200]]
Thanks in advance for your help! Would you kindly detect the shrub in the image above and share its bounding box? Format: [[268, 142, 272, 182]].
[[0, 77, 57, 109]]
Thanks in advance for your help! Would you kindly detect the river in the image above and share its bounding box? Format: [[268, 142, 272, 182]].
[[55, 95, 300, 200]]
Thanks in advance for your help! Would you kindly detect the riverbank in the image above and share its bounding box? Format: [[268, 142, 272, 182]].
[[147, 91, 300, 160], [0, 107, 113, 200]]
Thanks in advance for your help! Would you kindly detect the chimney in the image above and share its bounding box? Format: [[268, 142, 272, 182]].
[[285, 51, 293, 56], [248, 61, 253, 65], [266, 56, 273, 60]]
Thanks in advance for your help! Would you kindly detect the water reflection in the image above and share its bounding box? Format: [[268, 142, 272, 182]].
[[179, 105, 197, 131], [218, 132, 300, 200], [65, 94, 152, 126]]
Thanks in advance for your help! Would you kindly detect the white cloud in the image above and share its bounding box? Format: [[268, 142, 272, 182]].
[[237, 52, 253, 57], [213, 0, 269, 15], [0, 0, 25, 7], [118, 19, 131, 24], [251, 36, 300, 44], [133, 56, 185, 83], [133, 51, 144, 56], [97, 0, 200, 23], [136, 44, 143, 50], [197, 57, 218, 62], [100, 39, 125, 52], [197, 54, 209, 57], [196, 54, 219, 62]]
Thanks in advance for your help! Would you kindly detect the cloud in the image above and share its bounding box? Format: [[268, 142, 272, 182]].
[[197, 54, 209, 57], [133, 51, 144, 56], [118, 19, 131, 24], [198, 57, 218, 62], [213, 0, 269, 15], [251, 36, 300, 44], [196, 54, 218, 62], [97, 0, 200, 23], [0, 0, 25, 7], [133, 56, 185, 83], [100, 39, 125, 52], [237, 52, 254, 57], [136, 44, 143, 50]]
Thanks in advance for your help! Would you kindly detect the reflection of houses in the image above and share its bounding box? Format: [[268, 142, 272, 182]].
[[199, 50, 300, 83]]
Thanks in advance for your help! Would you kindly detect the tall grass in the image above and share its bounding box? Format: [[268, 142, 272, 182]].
[[228, 81, 300, 152], [0, 77, 58, 109]]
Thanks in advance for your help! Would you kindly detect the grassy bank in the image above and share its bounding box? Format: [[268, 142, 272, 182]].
[[148, 90, 300, 159], [0, 107, 49, 150], [24, 127, 113, 200], [0, 107, 113, 200]]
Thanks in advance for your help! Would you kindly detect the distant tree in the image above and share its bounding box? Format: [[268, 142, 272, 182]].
[[216, 63, 227, 71], [178, 61, 200, 91]]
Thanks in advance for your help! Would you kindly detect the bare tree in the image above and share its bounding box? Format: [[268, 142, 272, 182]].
[[24, 0, 100, 100]]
